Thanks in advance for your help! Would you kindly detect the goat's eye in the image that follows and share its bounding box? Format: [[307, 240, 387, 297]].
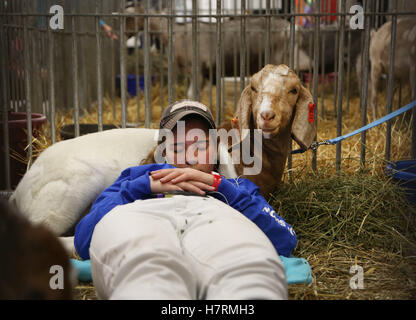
[[290, 88, 298, 94], [251, 85, 257, 93]]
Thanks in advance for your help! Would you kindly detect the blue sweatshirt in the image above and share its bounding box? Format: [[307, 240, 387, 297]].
[[74, 163, 297, 260]]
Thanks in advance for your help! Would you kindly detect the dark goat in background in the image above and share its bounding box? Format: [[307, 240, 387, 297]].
[[0, 200, 74, 299]]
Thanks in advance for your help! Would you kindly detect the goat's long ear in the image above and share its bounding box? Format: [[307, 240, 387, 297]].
[[234, 85, 253, 142], [291, 84, 316, 150]]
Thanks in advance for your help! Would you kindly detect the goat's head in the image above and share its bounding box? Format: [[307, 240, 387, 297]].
[[234, 64, 316, 150]]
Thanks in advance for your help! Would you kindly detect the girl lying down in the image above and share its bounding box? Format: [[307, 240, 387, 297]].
[[74, 100, 297, 300]]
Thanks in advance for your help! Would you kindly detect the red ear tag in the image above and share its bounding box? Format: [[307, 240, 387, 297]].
[[308, 103, 316, 123]]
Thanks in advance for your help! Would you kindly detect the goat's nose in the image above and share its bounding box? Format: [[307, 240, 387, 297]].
[[260, 110, 276, 121]]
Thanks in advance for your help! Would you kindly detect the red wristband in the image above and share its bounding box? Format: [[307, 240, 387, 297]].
[[211, 171, 222, 191]]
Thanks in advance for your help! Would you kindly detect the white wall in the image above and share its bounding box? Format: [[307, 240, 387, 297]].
[[175, 0, 283, 23]]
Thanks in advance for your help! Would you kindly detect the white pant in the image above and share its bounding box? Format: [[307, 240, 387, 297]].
[[90, 195, 287, 300]]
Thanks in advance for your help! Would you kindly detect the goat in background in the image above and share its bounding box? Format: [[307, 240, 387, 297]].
[[126, 7, 311, 99]]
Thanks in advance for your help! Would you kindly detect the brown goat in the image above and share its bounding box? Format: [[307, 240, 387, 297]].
[[220, 64, 316, 197], [0, 200, 74, 299]]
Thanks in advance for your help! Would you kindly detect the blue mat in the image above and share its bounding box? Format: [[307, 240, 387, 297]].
[[71, 256, 312, 285], [280, 256, 313, 285]]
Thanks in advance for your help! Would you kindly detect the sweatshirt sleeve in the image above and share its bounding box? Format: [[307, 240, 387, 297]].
[[213, 178, 297, 257], [74, 163, 174, 260]]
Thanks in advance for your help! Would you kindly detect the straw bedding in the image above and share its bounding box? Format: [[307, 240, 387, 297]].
[[27, 78, 416, 300]]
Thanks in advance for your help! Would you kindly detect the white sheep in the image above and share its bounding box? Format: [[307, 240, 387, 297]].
[[9, 128, 159, 237], [369, 17, 416, 118]]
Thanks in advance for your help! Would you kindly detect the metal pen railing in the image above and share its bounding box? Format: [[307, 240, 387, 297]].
[[1, 0, 416, 193]]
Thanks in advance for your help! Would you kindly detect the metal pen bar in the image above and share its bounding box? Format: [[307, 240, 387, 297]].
[[209, 0, 214, 110], [333, 18, 339, 116], [265, 0, 270, 65], [23, 6, 32, 167], [3, 1, 12, 113], [336, 0, 346, 172], [320, 30, 326, 118], [221, 25, 225, 125], [345, 27, 352, 113], [33, 20, 42, 118], [1, 2, 11, 190], [246, 0, 250, 77], [385, 1, 398, 162], [96, 0, 103, 132], [17, 7, 25, 112], [71, 11, 80, 137], [18, 14, 26, 112], [192, 0, 198, 100], [184, 0, 189, 96], [110, 15, 116, 119], [10, 26, 18, 112], [282, 0, 288, 65], [295, 0, 300, 75], [120, 0, 127, 128], [312, 0, 320, 172], [48, 0, 56, 144], [288, 0, 295, 179], [3, 11, 416, 19], [144, 0, 151, 128], [134, 0, 141, 122], [233, 0, 238, 110], [5, 2, 14, 112], [308, 29, 313, 89], [289, 1, 295, 72], [167, 0, 174, 105], [216, 0, 222, 125], [240, 0, 246, 93], [196, 1, 201, 102], [360, 0, 372, 167], [158, 1, 164, 111], [258, 0, 263, 70]]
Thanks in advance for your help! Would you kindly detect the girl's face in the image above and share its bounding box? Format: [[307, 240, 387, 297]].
[[165, 117, 216, 173]]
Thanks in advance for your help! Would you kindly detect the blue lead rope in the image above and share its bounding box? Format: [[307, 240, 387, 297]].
[[291, 99, 416, 155]]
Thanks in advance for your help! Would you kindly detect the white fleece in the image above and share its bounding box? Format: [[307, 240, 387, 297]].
[[10, 128, 159, 236]]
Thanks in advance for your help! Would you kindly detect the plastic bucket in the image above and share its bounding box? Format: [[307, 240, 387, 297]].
[[0, 112, 47, 189], [116, 74, 154, 97], [386, 160, 416, 205], [59, 124, 118, 140]]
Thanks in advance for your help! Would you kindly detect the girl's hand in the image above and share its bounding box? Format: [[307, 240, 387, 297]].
[[149, 175, 183, 194], [150, 168, 215, 195], [151, 168, 214, 186]]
